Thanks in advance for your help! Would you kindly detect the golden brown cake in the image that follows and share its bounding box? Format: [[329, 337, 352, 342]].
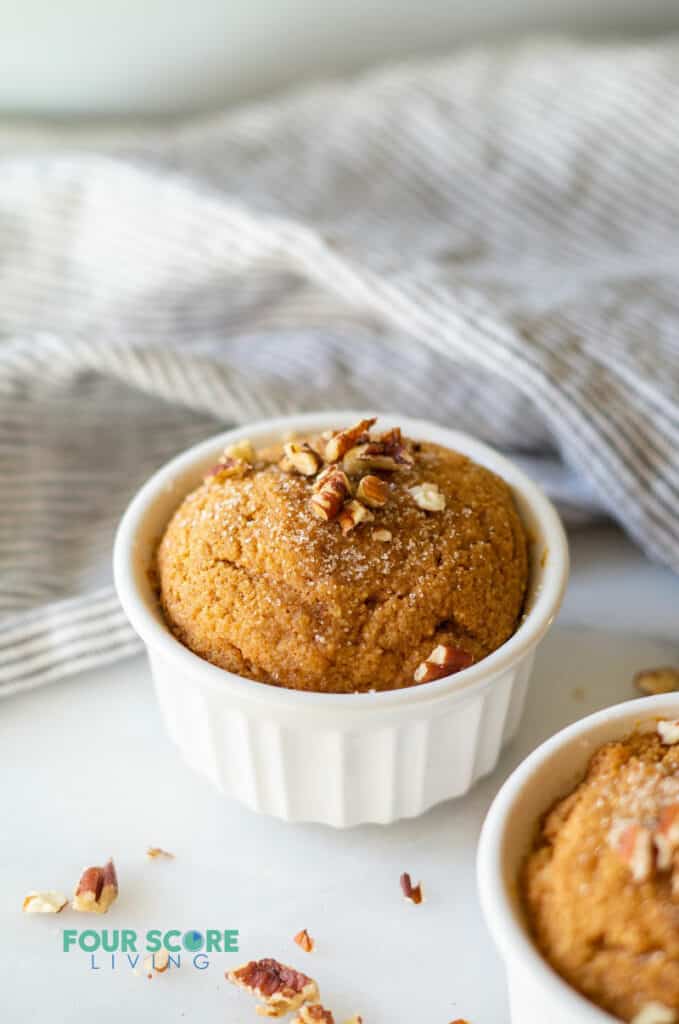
[[523, 721, 679, 1022], [156, 419, 528, 693]]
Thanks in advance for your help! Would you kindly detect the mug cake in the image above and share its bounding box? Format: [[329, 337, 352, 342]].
[[523, 719, 679, 1023], [156, 417, 529, 693]]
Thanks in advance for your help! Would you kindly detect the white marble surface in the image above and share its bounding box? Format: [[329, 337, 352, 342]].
[[2, 524, 678, 1023]]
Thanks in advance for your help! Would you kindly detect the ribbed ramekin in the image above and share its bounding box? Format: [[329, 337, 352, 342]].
[[113, 412, 568, 827], [477, 695, 679, 1024]]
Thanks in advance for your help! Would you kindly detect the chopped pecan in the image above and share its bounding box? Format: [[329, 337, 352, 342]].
[[224, 439, 256, 463], [292, 1006, 335, 1024], [205, 456, 251, 483], [22, 890, 68, 914], [146, 846, 174, 859], [204, 438, 256, 483], [610, 822, 654, 883], [228, 958, 319, 1018], [400, 871, 424, 904], [373, 528, 392, 543], [311, 468, 351, 522], [338, 499, 374, 535], [636, 667, 679, 696], [413, 644, 473, 684], [324, 418, 376, 463], [356, 474, 389, 508], [72, 858, 118, 913], [631, 1004, 678, 1024], [294, 928, 315, 953], [655, 804, 679, 869], [408, 482, 446, 512], [658, 720, 679, 745], [143, 947, 171, 976], [343, 438, 413, 476], [281, 442, 322, 477]]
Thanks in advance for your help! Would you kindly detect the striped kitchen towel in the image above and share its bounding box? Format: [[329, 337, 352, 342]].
[[1, 38, 679, 696]]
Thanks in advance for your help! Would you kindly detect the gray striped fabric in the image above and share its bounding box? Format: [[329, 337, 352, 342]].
[[2, 38, 678, 696]]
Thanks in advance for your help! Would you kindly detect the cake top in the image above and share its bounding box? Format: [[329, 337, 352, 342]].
[[157, 419, 528, 693]]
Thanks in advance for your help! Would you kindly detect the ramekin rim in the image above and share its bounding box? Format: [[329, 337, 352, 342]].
[[113, 410, 569, 710], [477, 694, 679, 1022]]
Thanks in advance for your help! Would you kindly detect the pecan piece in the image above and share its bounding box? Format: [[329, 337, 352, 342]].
[[324, 418, 376, 463], [293, 929, 315, 953], [143, 947, 171, 976], [204, 438, 256, 483], [281, 442, 322, 477], [631, 1004, 678, 1024], [227, 958, 319, 1018], [22, 890, 68, 914], [356, 474, 389, 508], [636, 667, 679, 696], [343, 439, 413, 476], [338, 499, 374, 535], [400, 871, 424, 904], [146, 846, 174, 859], [408, 482, 446, 512], [413, 644, 473, 684], [655, 804, 679, 869], [658, 720, 679, 745], [610, 822, 654, 882], [310, 468, 351, 522], [72, 858, 118, 913], [292, 1006, 335, 1024], [224, 439, 256, 463]]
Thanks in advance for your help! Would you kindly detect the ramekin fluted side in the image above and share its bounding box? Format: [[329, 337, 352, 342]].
[[149, 647, 534, 826]]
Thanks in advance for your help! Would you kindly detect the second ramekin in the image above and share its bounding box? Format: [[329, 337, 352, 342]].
[[113, 411, 568, 827], [478, 694, 679, 1024]]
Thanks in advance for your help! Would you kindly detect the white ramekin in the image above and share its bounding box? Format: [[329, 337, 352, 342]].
[[113, 411, 568, 827], [478, 694, 679, 1024]]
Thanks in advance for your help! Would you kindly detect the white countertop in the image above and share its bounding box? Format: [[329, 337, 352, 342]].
[[3, 524, 678, 1023]]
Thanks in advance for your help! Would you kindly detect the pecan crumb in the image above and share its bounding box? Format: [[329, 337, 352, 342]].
[[22, 890, 68, 914], [658, 720, 679, 745], [72, 858, 118, 914], [635, 667, 679, 696], [294, 928, 315, 953], [311, 469, 352, 522], [293, 1006, 335, 1024], [373, 528, 392, 543], [400, 871, 424, 905], [324, 418, 376, 463], [228, 958, 319, 1017], [143, 947, 171, 977], [609, 821, 654, 883], [631, 1004, 677, 1024], [338, 499, 374, 535], [282, 442, 322, 477], [414, 644, 473, 684], [146, 846, 174, 860], [408, 481, 446, 511], [356, 474, 389, 508]]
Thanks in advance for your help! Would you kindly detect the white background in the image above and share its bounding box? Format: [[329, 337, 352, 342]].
[[2, 523, 678, 1022]]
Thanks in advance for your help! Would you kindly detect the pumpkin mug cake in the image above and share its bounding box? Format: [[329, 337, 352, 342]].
[[115, 412, 567, 824], [157, 417, 529, 693], [523, 719, 679, 1023]]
